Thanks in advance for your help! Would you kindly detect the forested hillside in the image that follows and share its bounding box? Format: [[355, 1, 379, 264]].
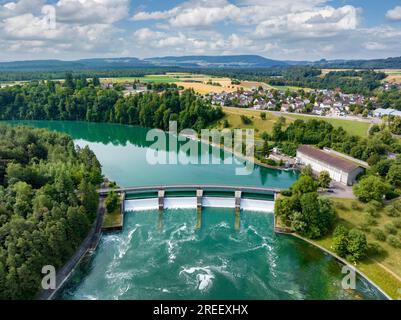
[[0, 125, 102, 299], [0, 75, 224, 132]]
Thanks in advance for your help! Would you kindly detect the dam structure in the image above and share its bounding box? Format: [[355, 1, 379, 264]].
[[99, 185, 282, 230]]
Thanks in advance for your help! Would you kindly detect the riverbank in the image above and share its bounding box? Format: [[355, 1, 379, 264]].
[[275, 196, 401, 300], [37, 198, 106, 300], [290, 233, 393, 300]]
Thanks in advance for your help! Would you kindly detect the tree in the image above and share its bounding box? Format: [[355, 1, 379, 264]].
[[291, 175, 317, 196], [262, 140, 269, 157], [318, 171, 331, 189], [301, 164, 313, 178], [291, 192, 335, 239], [105, 191, 119, 213], [347, 229, 368, 262], [387, 164, 401, 187], [353, 176, 391, 203], [260, 112, 267, 120], [332, 225, 349, 258]]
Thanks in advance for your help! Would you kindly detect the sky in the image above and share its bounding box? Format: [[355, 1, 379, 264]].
[[0, 0, 401, 61]]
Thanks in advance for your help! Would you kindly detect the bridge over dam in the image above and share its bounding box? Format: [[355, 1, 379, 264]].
[[98, 185, 284, 231]]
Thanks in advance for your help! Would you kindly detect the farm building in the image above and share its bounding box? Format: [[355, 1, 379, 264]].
[[296, 145, 365, 186]]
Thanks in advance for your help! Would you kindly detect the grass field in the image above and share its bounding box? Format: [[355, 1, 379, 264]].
[[101, 75, 179, 84], [313, 198, 401, 300], [219, 107, 371, 138], [267, 84, 313, 92], [102, 207, 123, 229], [286, 113, 371, 137], [217, 107, 283, 138]]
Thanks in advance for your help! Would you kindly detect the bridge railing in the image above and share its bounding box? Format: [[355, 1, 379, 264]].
[[98, 184, 284, 196]]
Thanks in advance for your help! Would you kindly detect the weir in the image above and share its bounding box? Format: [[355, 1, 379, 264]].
[[113, 185, 280, 231]]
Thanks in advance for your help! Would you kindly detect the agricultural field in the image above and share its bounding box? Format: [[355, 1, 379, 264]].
[[379, 69, 401, 83], [101, 75, 179, 84], [101, 73, 268, 94]]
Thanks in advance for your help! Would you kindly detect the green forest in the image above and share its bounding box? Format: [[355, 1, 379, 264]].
[[0, 125, 102, 299], [0, 74, 224, 132]]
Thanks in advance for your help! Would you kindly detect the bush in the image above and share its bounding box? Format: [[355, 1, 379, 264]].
[[367, 242, 385, 257], [281, 190, 293, 197], [265, 159, 277, 166], [371, 228, 386, 242], [364, 215, 377, 227], [387, 235, 401, 248], [385, 205, 400, 217], [392, 218, 401, 229], [260, 112, 267, 120], [365, 205, 380, 218], [105, 191, 120, 213], [240, 115, 252, 125], [384, 223, 398, 235]]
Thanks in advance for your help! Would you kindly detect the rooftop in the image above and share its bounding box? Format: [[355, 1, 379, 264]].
[[297, 145, 361, 173]]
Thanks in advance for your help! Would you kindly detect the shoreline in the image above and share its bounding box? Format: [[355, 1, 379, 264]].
[[290, 233, 393, 300]]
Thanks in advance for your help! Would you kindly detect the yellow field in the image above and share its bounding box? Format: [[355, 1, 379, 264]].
[[379, 69, 401, 83], [172, 73, 245, 94]]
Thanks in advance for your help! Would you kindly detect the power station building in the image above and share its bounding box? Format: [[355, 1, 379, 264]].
[[296, 145, 365, 186]]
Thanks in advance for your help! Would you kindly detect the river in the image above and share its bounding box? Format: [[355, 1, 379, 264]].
[[6, 120, 386, 300]]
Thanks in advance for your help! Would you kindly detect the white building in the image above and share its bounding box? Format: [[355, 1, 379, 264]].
[[296, 145, 365, 186]]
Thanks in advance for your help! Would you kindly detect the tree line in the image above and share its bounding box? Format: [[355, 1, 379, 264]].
[[0, 74, 224, 132], [0, 125, 102, 299]]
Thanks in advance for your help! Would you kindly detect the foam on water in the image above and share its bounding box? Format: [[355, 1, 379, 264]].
[[125, 197, 275, 212]]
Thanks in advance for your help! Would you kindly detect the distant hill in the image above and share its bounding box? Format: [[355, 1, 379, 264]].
[[145, 55, 287, 68], [308, 57, 401, 69], [1, 55, 401, 72], [0, 58, 151, 71]]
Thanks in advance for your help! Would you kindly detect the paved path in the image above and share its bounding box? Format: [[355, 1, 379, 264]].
[[37, 198, 105, 300]]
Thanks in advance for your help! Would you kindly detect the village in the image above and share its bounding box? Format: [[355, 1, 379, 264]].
[[208, 85, 397, 120]]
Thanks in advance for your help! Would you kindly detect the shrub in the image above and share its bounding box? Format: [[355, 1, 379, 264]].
[[371, 228, 386, 242], [332, 225, 349, 258], [281, 190, 293, 197], [387, 235, 401, 248], [384, 223, 398, 235], [364, 215, 377, 227], [392, 218, 401, 229], [367, 242, 385, 257], [365, 205, 380, 218], [385, 205, 400, 217], [105, 191, 120, 213], [240, 115, 252, 125], [260, 112, 267, 120]]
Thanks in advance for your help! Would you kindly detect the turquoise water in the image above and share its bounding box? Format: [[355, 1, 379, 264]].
[[5, 121, 297, 188], [58, 208, 384, 300], [5, 121, 386, 300]]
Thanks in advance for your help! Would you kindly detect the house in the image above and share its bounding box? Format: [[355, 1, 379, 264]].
[[374, 108, 401, 118], [296, 145, 365, 186]]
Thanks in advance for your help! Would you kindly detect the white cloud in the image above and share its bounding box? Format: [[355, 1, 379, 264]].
[[253, 5, 359, 40], [386, 6, 401, 21], [56, 0, 129, 24], [0, 0, 129, 59]]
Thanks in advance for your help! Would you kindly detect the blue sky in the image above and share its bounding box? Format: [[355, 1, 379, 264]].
[[1, 0, 401, 61]]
